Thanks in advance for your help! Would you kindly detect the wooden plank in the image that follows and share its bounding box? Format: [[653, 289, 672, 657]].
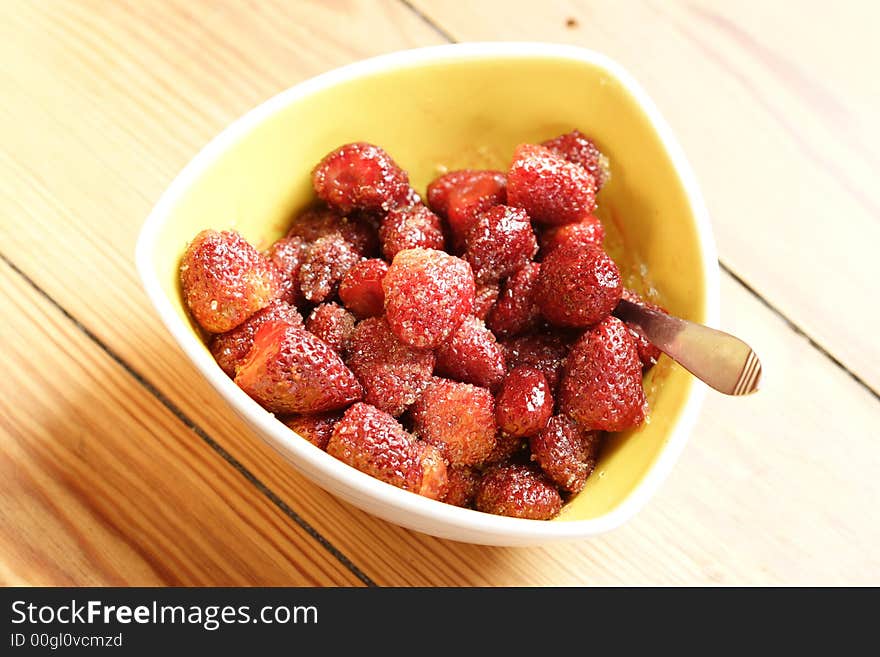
[[0, 260, 362, 586], [1, 0, 877, 584], [409, 0, 880, 394]]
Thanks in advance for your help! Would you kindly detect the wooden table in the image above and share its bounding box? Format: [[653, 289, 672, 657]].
[[2, 0, 878, 586]]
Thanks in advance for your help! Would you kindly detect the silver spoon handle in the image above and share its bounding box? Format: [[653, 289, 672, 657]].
[[614, 299, 762, 396]]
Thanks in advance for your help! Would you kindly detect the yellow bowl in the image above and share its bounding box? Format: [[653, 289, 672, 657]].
[[136, 43, 719, 545]]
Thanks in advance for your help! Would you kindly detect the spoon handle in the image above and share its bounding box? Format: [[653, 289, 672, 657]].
[[614, 299, 762, 396]]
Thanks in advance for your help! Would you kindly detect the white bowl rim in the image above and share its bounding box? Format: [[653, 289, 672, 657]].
[[135, 41, 720, 543]]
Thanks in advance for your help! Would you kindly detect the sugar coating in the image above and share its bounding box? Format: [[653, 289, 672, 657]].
[[379, 204, 445, 261], [507, 143, 596, 226], [286, 204, 380, 257], [529, 415, 600, 493], [443, 465, 480, 508], [473, 283, 500, 320], [410, 379, 497, 467], [559, 316, 646, 431], [326, 402, 447, 499], [339, 258, 388, 319], [311, 142, 410, 214], [435, 316, 506, 391], [383, 248, 475, 348], [495, 367, 554, 438], [464, 205, 538, 284], [210, 299, 303, 377], [346, 317, 435, 417], [180, 229, 280, 333], [541, 129, 611, 191], [486, 261, 543, 339], [298, 233, 362, 304], [306, 302, 356, 355], [475, 464, 562, 520], [266, 235, 308, 308], [234, 321, 363, 414], [536, 241, 621, 327]]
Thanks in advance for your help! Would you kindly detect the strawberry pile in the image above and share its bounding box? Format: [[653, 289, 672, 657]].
[[180, 132, 662, 520]]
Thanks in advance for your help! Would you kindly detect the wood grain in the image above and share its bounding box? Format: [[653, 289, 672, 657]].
[[0, 260, 361, 586], [0, 0, 877, 585], [411, 0, 880, 394]]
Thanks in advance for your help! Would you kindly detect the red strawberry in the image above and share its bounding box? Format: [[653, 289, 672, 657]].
[[536, 241, 621, 327], [435, 316, 506, 390], [559, 316, 646, 431], [210, 299, 303, 377], [305, 302, 356, 355], [443, 465, 480, 508], [539, 214, 605, 258], [529, 415, 601, 493], [495, 367, 554, 438], [541, 129, 611, 191], [266, 235, 308, 308], [346, 317, 435, 417], [234, 321, 363, 414], [475, 464, 562, 520], [486, 262, 542, 339], [284, 412, 342, 450], [383, 248, 475, 348], [473, 283, 500, 320], [427, 170, 507, 252], [338, 258, 388, 319], [507, 143, 596, 225], [464, 205, 538, 284], [180, 229, 280, 333], [311, 142, 410, 213], [379, 204, 445, 261], [326, 402, 447, 499], [410, 379, 497, 467], [298, 233, 361, 304], [501, 332, 572, 390]]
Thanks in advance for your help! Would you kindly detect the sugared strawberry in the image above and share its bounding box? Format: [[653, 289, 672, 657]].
[[464, 205, 538, 284], [501, 332, 572, 389], [379, 204, 445, 261], [210, 300, 303, 377], [298, 233, 361, 304], [475, 464, 562, 520], [529, 415, 601, 493], [435, 317, 506, 390], [618, 288, 664, 368], [326, 403, 446, 499], [473, 283, 500, 320], [287, 204, 379, 257], [443, 465, 480, 508], [284, 412, 342, 450], [234, 321, 363, 414], [541, 129, 610, 190], [266, 235, 307, 308], [180, 229, 280, 333], [305, 302, 356, 355], [495, 367, 553, 438], [486, 262, 542, 339], [507, 143, 596, 225], [410, 379, 497, 467], [338, 258, 388, 319], [539, 214, 605, 257], [346, 317, 435, 417], [559, 316, 646, 431], [483, 433, 528, 466], [311, 142, 410, 213], [536, 242, 621, 327], [426, 170, 507, 252], [382, 248, 475, 348]]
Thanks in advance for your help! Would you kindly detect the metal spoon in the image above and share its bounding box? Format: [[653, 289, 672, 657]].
[[614, 299, 762, 396]]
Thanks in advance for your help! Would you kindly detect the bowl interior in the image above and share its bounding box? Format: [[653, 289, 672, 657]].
[[148, 49, 707, 524]]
